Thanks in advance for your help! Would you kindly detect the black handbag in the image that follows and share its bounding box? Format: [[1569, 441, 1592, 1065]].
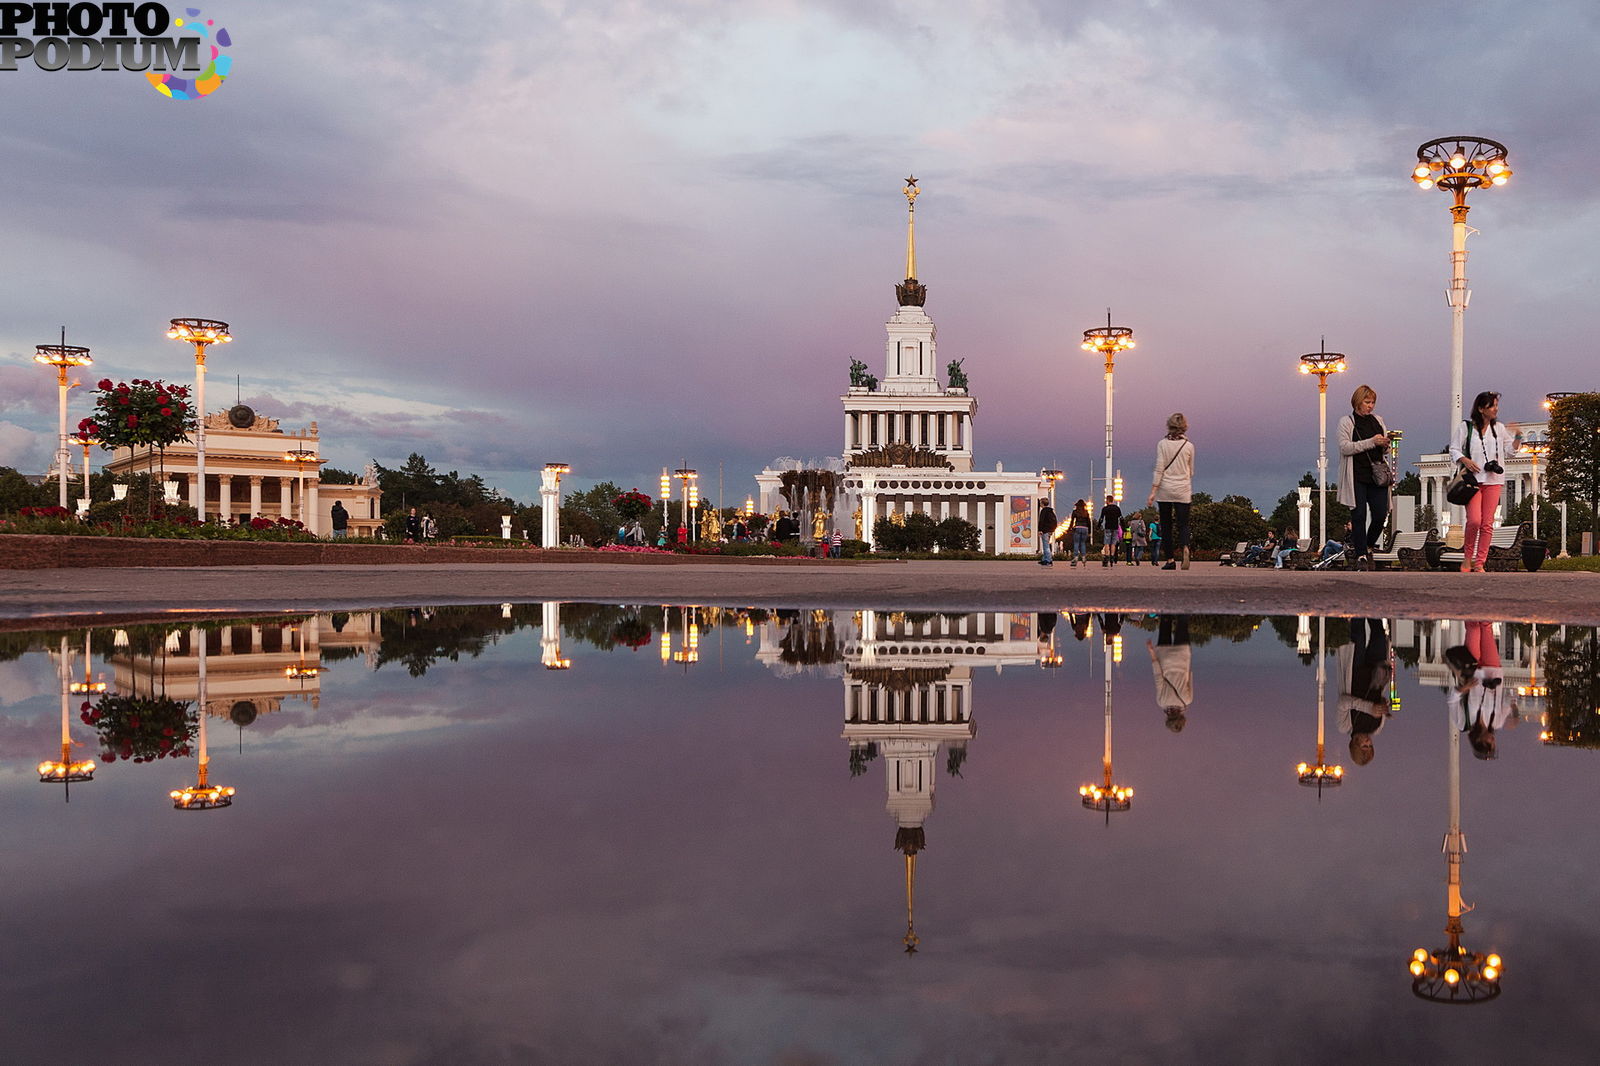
[[1445, 467, 1479, 505]]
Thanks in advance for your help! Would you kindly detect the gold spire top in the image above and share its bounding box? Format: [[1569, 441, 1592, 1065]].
[[902, 851, 919, 954], [903, 175, 919, 280]]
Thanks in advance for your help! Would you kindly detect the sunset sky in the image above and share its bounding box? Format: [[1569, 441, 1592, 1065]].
[[3, 1, 1596, 509]]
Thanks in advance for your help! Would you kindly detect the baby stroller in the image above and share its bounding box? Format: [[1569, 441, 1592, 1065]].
[[1309, 542, 1348, 570]]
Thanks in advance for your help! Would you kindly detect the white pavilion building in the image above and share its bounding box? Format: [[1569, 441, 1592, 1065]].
[[756, 179, 1052, 554]]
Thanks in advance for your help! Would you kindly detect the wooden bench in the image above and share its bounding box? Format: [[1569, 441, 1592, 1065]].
[[1218, 541, 1249, 566], [1372, 531, 1433, 570], [1436, 522, 1529, 571]]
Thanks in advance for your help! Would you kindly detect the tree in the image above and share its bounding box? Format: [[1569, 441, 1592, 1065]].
[[1268, 471, 1350, 540], [0, 467, 47, 513], [1396, 471, 1421, 498], [1220, 494, 1255, 511], [85, 377, 196, 517], [1190, 500, 1269, 550], [1545, 392, 1600, 548], [319, 467, 359, 484], [934, 516, 980, 551]]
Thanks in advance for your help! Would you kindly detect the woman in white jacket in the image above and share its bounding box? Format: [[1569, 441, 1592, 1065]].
[[1146, 413, 1195, 570], [1336, 384, 1392, 569], [1449, 391, 1510, 573]]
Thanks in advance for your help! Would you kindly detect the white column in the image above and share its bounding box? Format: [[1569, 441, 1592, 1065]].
[[248, 476, 262, 519], [217, 474, 233, 524], [861, 475, 878, 550], [1297, 486, 1312, 544], [306, 480, 320, 535], [194, 357, 207, 521], [278, 477, 293, 518], [540, 468, 561, 547]]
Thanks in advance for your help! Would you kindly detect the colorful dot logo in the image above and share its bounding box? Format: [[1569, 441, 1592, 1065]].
[[147, 8, 231, 100]]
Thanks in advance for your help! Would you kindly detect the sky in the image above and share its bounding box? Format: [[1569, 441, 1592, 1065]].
[[2, 0, 1597, 510]]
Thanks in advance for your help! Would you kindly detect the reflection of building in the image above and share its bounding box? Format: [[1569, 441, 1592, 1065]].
[[761, 609, 1048, 950], [110, 613, 382, 723], [754, 182, 1050, 553], [105, 406, 381, 536]]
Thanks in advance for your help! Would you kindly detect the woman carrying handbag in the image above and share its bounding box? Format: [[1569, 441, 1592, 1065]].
[[1449, 391, 1510, 573]]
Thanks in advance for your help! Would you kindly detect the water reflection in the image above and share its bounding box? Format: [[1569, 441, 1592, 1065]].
[[5, 606, 1600, 1061]]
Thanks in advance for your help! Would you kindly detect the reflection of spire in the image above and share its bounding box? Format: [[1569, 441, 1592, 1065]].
[[1409, 698, 1501, 1002], [901, 848, 919, 955], [1297, 616, 1343, 795]]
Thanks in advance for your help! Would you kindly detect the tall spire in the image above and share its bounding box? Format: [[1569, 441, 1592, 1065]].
[[895, 176, 927, 307]]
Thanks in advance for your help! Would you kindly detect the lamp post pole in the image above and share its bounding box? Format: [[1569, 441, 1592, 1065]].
[[167, 318, 233, 521], [34, 331, 93, 510], [1296, 615, 1344, 795], [541, 464, 569, 548], [283, 449, 318, 527], [1081, 312, 1136, 506], [1410, 138, 1511, 439], [1298, 344, 1347, 552]]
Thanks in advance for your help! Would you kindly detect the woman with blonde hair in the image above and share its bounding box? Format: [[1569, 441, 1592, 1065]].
[[1147, 413, 1195, 569], [1336, 384, 1393, 570]]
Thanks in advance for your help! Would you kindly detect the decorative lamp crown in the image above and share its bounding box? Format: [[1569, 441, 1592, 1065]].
[[1412, 136, 1511, 192]]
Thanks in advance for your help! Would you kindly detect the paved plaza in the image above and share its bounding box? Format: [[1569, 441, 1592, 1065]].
[[0, 559, 1593, 629]]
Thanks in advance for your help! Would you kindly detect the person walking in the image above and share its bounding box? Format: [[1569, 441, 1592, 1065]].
[[404, 506, 422, 544], [1148, 616, 1193, 733], [1037, 497, 1058, 566], [1147, 413, 1196, 570], [330, 500, 349, 539], [1068, 499, 1092, 567], [1126, 512, 1148, 565], [1097, 494, 1123, 568], [1450, 390, 1510, 574], [1337, 384, 1393, 570]]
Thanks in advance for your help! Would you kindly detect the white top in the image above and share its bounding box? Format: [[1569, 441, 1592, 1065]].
[[1150, 645, 1193, 710], [1449, 419, 1509, 487], [1150, 437, 1195, 503]]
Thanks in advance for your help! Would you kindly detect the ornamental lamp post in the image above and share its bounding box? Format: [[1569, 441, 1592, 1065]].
[[33, 331, 93, 510], [1081, 311, 1136, 501], [167, 318, 232, 521], [73, 429, 100, 514], [1041, 469, 1063, 512], [282, 448, 319, 527], [673, 468, 697, 540], [1521, 439, 1551, 540], [540, 463, 570, 548], [1298, 343, 1348, 552], [1410, 137, 1510, 438], [1080, 624, 1132, 823], [1295, 616, 1344, 796]]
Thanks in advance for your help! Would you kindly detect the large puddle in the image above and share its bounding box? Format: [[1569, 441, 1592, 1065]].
[[3, 605, 1597, 1064]]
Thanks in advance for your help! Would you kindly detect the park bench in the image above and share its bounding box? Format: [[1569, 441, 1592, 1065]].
[[1218, 541, 1249, 566], [1436, 522, 1531, 571], [1372, 530, 1433, 570]]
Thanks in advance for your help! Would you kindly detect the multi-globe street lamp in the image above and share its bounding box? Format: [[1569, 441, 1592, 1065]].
[[1081, 312, 1136, 505], [171, 627, 235, 810], [1521, 439, 1551, 540], [1080, 620, 1132, 823], [1410, 137, 1511, 437], [282, 448, 319, 528], [167, 318, 232, 521], [73, 429, 99, 515], [1041, 469, 1064, 512], [1298, 343, 1347, 552], [38, 636, 96, 796], [33, 331, 93, 509], [673, 468, 698, 541]]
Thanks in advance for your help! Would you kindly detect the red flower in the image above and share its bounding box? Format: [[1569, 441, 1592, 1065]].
[[102, 752, 115, 763], [118, 396, 129, 405], [97, 378, 112, 389], [160, 407, 172, 416], [127, 414, 138, 427]]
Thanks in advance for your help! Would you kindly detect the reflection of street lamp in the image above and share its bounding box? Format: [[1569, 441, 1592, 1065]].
[[1296, 616, 1344, 795], [167, 318, 232, 521], [1411, 137, 1510, 436], [282, 448, 319, 526], [1299, 343, 1348, 552], [171, 627, 235, 810], [1408, 701, 1502, 1003], [1080, 623, 1132, 822], [541, 601, 571, 669], [34, 331, 93, 510], [38, 636, 96, 795], [1081, 312, 1136, 500]]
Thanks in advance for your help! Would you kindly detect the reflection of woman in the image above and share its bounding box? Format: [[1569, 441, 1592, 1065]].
[[1148, 616, 1193, 732], [1336, 385, 1392, 569], [1337, 618, 1392, 765], [1450, 620, 1515, 759], [1147, 413, 1195, 570], [1449, 390, 1510, 574]]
